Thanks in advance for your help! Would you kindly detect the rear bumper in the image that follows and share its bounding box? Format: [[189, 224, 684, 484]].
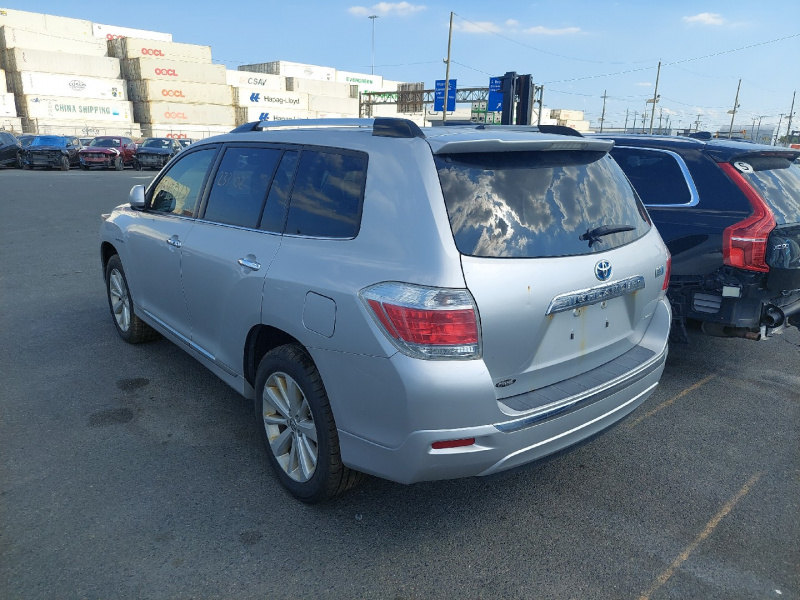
[[325, 296, 671, 485]]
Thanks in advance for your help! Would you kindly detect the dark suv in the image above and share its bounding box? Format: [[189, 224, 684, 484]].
[[599, 134, 800, 340], [0, 131, 22, 168]]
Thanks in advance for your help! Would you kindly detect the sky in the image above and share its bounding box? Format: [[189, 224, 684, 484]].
[[5, 1, 799, 134]]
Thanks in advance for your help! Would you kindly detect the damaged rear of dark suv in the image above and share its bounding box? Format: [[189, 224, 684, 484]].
[[601, 135, 800, 341]]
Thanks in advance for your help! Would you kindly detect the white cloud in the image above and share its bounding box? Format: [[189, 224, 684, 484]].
[[453, 20, 502, 34], [683, 12, 725, 25], [523, 25, 581, 35], [505, 19, 520, 27], [635, 82, 652, 87], [349, 2, 426, 17]]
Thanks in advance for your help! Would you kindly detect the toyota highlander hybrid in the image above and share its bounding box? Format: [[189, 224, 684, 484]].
[[99, 118, 672, 502]]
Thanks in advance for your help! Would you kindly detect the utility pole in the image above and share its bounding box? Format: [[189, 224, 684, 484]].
[[624, 108, 629, 132], [750, 117, 757, 140], [599, 90, 607, 133], [774, 114, 784, 145], [658, 107, 663, 133], [442, 11, 454, 125], [695, 114, 702, 132], [632, 111, 638, 132], [369, 15, 379, 75], [785, 90, 796, 144], [649, 61, 661, 134], [728, 79, 741, 139]]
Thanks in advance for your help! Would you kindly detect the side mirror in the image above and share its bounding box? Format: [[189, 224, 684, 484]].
[[129, 184, 146, 210]]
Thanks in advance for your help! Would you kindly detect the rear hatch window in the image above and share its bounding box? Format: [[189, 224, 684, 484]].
[[738, 156, 800, 225], [435, 151, 650, 257]]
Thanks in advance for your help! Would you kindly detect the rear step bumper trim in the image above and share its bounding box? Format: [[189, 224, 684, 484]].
[[495, 344, 666, 433]]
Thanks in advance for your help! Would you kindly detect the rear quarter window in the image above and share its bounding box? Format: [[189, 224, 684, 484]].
[[436, 151, 650, 258], [610, 147, 695, 206]]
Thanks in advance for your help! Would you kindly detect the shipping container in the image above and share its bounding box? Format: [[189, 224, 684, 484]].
[[235, 106, 316, 125], [0, 115, 22, 132], [10, 71, 127, 100], [127, 79, 232, 105], [0, 8, 92, 38], [0, 91, 16, 116], [91, 23, 171, 43], [308, 95, 358, 115], [21, 117, 141, 137], [238, 60, 335, 82], [133, 101, 235, 126], [335, 70, 383, 93], [3, 48, 121, 78], [551, 108, 584, 121], [108, 36, 211, 64], [139, 123, 232, 140], [285, 77, 352, 98], [233, 88, 308, 110], [18, 95, 133, 122], [225, 69, 285, 90], [0, 67, 6, 92], [562, 119, 590, 131], [380, 80, 404, 92], [0, 26, 108, 56], [121, 57, 226, 85]]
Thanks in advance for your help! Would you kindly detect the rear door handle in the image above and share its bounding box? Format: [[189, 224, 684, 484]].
[[238, 258, 261, 271], [167, 238, 182, 248]]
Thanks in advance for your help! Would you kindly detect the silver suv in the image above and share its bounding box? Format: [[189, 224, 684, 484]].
[[100, 118, 672, 502]]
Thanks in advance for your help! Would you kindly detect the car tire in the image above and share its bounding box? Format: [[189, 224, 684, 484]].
[[81, 164, 89, 171], [134, 161, 142, 171], [254, 344, 363, 503], [114, 156, 123, 171], [60, 156, 69, 171], [105, 255, 159, 344], [15, 155, 22, 169], [22, 162, 30, 170]]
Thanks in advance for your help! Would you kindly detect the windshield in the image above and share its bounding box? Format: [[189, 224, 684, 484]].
[[31, 136, 66, 147], [142, 138, 173, 149], [740, 157, 800, 225], [89, 138, 121, 148], [436, 151, 651, 258]]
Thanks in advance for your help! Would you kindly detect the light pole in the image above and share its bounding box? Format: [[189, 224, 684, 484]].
[[369, 15, 379, 75], [755, 115, 768, 144]]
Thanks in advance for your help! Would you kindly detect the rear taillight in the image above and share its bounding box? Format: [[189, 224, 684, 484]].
[[360, 282, 481, 360], [662, 249, 671, 291], [719, 162, 776, 273]]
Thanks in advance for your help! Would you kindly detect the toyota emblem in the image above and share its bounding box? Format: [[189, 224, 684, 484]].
[[595, 260, 612, 281]]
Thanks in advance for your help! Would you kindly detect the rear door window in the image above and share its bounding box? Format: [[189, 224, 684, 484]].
[[284, 149, 367, 238], [610, 147, 695, 206], [739, 157, 800, 225], [436, 151, 650, 258]]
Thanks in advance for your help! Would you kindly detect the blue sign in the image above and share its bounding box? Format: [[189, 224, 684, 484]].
[[488, 77, 503, 112], [434, 79, 456, 112], [250, 93, 260, 103]]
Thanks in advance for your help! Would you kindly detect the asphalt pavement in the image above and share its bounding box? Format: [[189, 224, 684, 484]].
[[1, 167, 797, 599]]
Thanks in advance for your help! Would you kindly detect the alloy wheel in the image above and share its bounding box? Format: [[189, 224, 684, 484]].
[[109, 268, 131, 332]]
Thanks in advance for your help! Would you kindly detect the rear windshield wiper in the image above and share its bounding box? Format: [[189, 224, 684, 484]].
[[579, 224, 636, 247]]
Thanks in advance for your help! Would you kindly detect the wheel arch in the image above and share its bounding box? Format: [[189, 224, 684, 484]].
[[244, 324, 307, 388], [100, 242, 119, 279]]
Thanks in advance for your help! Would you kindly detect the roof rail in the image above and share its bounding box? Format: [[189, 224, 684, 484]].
[[229, 117, 426, 139]]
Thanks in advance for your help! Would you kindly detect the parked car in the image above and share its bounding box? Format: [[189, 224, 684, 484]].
[[176, 138, 194, 149], [18, 134, 35, 148], [133, 137, 182, 170], [0, 131, 22, 168], [598, 134, 800, 340], [79, 137, 95, 147], [100, 118, 672, 502], [79, 136, 137, 170], [20, 135, 82, 170]]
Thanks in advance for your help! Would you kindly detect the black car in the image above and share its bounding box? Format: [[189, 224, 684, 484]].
[[21, 135, 83, 171], [598, 134, 800, 340], [133, 137, 182, 171], [0, 131, 22, 168]]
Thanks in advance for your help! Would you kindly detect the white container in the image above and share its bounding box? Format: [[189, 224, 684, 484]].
[[551, 109, 584, 121], [225, 69, 285, 91], [10, 71, 127, 100], [285, 77, 351, 98], [108, 37, 211, 64], [3, 48, 121, 78], [1, 115, 22, 132], [92, 23, 171, 43], [0, 8, 93, 38], [127, 80, 232, 105], [139, 123, 232, 140], [233, 88, 308, 110], [235, 106, 316, 125], [0, 26, 108, 56], [121, 58, 227, 85], [563, 119, 590, 131], [0, 68, 6, 92], [0, 91, 16, 116], [380, 80, 404, 92], [239, 61, 335, 82], [133, 101, 235, 126], [19, 95, 133, 122], [21, 117, 141, 137], [335, 70, 383, 93], [308, 95, 358, 115]]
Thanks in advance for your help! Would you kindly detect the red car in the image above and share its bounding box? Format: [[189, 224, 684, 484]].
[[78, 136, 137, 170]]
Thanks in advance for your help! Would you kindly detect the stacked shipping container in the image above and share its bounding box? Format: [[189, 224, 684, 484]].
[[0, 65, 22, 132], [112, 37, 235, 139]]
